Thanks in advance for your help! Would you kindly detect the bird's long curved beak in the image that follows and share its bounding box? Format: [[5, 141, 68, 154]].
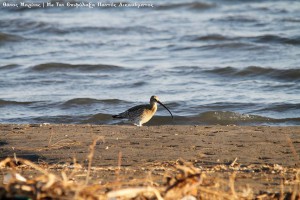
[[157, 100, 173, 119]]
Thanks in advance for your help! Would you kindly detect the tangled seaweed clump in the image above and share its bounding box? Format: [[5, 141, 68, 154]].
[[0, 157, 299, 200]]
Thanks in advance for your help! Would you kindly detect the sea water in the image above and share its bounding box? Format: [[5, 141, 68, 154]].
[[0, 0, 299, 125]]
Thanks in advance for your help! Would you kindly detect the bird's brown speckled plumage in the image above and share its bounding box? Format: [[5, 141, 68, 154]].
[[112, 96, 173, 126]]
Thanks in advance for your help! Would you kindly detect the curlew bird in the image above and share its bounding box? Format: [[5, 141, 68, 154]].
[[112, 96, 173, 126]]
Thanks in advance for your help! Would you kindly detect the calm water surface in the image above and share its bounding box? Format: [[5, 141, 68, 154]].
[[0, 0, 300, 125]]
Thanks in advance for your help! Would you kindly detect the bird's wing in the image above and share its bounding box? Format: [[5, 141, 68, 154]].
[[113, 104, 150, 119]]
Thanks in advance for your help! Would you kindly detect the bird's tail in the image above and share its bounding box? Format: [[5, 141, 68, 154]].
[[112, 115, 123, 119]]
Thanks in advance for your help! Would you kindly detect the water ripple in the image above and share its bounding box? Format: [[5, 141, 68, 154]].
[[30, 63, 125, 72]]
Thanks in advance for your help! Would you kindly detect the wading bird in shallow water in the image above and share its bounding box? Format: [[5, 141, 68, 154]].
[[112, 96, 173, 126]]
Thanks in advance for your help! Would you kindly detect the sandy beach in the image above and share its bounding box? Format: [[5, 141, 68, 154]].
[[1, 124, 299, 199]]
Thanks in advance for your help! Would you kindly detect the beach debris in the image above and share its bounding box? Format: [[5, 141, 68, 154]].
[[3, 173, 27, 184], [107, 187, 163, 200], [0, 158, 299, 199]]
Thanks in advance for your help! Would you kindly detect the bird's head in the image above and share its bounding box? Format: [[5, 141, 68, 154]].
[[150, 95, 173, 119], [150, 95, 159, 103]]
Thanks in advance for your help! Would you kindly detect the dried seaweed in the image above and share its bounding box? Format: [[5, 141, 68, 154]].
[[1, 157, 299, 200]]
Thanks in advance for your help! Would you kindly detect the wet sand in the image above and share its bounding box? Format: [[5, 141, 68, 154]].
[[1, 124, 300, 197]]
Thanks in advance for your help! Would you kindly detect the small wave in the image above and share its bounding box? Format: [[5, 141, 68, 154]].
[[103, 25, 154, 34], [63, 98, 124, 106], [196, 111, 273, 125], [193, 111, 300, 126], [189, 34, 232, 42], [205, 66, 300, 81], [2, 110, 299, 125], [0, 18, 50, 33], [0, 18, 67, 35], [168, 66, 202, 76], [110, 81, 148, 89], [202, 42, 255, 50], [30, 63, 124, 72], [215, 15, 258, 23], [109, 111, 300, 126], [131, 81, 147, 88], [251, 34, 300, 46], [171, 42, 256, 52], [0, 99, 34, 106], [183, 34, 300, 46], [256, 103, 300, 113], [0, 32, 23, 42], [281, 18, 300, 23], [0, 64, 20, 70], [34, 25, 157, 35], [156, 2, 215, 10]]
